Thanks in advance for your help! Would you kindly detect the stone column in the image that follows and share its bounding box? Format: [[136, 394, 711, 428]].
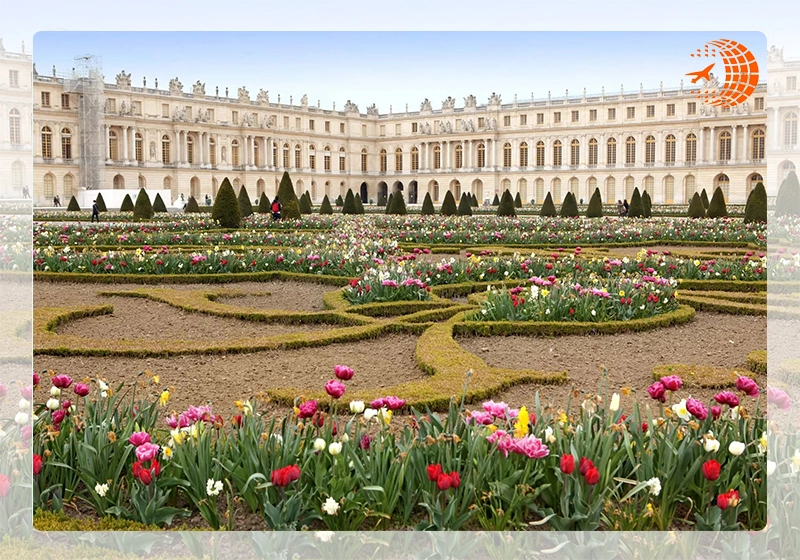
[[105, 125, 111, 161], [698, 127, 705, 164], [250, 135, 256, 167], [709, 126, 716, 163], [743, 124, 749, 162], [199, 132, 205, 166], [773, 107, 780, 148], [466, 140, 471, 169], [731, 125, 737, 163]]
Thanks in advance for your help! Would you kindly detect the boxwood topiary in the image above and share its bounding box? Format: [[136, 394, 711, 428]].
[[385, 193, 393, 214], [457, 192, 473, 216], [132, 188, 154, 221], [706, 186, 728, 218], [540, 192, 557, 217], [185, 195, 201, 213], [586, 187, 603, 218], [319, 194, 333, 214], [211, 178, 241, 228], [257, 192, 270, 213], [628, 187, 644, 218], [276, 172, 301, 220], [440, 190, 458, 216], [559, 191, 579, 218], [377, 193, 387, 206], [342, 189, 358, 214], [120, 193, 134, 212], [744, 182, 767, 224], [514, 192, 523, 208], [152, 192, 168, 214], [492, 193, 500, 206], [421, 192, 435, 215], [299, 191, 313, 215], [94, 192, 107, 213], [354, 191, 365, 214], [472, 193, 479, 207], [642, 190, 652, 218], [701, 188, 710, 209], [387, 191, 407, 215], [66, 196, 81, 212], [497, 189, 516, 217], [237, 184, 254, 218], [775, 171, 800, 218], [336, 194, 344, 207], [688, 192, 706, 218]]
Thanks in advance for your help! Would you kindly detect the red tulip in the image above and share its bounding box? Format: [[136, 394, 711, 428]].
[[427, 463, 443, 482], [138, 469, 153, 486], [51, 374, 73, 389], [717, 489, 740, 510], [560, 454, 575, 475], [448, 471, 460, 489], [584, 467, 600, 485], [579, 457, 594, 476], [702, 459, 721, 481], [33, 372, 41, 386], [271, 465, 301, 487], [33, 454, 43, 475], [0, 474, 10, 497], [231, 414, 243, 428]]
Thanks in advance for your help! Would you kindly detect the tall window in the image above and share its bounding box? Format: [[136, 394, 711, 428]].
[[41, 126, 53, 158], [324, 151, 331, 172], [135, 133, 143, 162], [209, 138, 216, 165], [664, 175, 674, 204], [552, 178, 562, 202], [570, 139, 580, 166], [625, 176, 635, 199], [433, 146, 441, 169], [554, 112, 562, 124], [231, 140, 240, 166], [187, 137, 194, 164], [535, 178, 544, 202], [295, 145, 301, 169], [785, 112, 798, 147], [535, 141, 545, 167], [361, 149, 368, 172], [9, 70, 19, 87], [109, 130, 118, 161], [553, 140, 562, 167], [667, 104, 675, 117], [272, 142, 277, 167], [646, 105, 655, 118], [752, 129, 765, 160], [571, 110, 579, 123], [63, 175, 73, 198], [607, 138, 617, 165], [162, 135, 171, 163], [41, 92, 51, 107], [339, 147, 346, 171], [162, 104, 170, 118], [477, 143, 486, 167], [626, 107, 635, 119], [61, 128, 72, 159], [587, 176, 597, 196], [503, 143, 511, 167], [43, 174, 54, 198], [606, 177, 616, 202], [454, 144, 462, 168], [519, 142, 528, 167], [717, 174, 730, 199], [569, 177, 579, 195], [588, 138, 598, 166], [685, 133, 697, 163], [380, 149, 388, 172], [411, 147, 419, 171], [685, 175, 696, 200], [61, 94, 70, 109], [608, 108, 616, 120], [645, 135, 656, 164], [718, 131, 732, 161], [11, 161, 22, 188], [253, 143, 259, 167], [665, 134, 676, 163], [625, 136, 636, 165], [396, 148, 404, 171], [282, 144, 290, 168], [687, 102, 696, 115], [9, 109, 21, 145], [309, 145, 316, 170], [643, 175, 654, 194]]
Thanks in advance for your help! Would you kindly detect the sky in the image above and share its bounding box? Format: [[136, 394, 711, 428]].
[[30, 31, 766, 113]]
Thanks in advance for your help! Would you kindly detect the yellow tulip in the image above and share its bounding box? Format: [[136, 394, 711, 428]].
[[514, 407, 530, 439]]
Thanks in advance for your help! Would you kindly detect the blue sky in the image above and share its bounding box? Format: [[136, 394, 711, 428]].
[[33, 31, 765, 111]]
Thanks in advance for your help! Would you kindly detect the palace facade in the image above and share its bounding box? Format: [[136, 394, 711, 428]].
[[29, 62, 775, 207], [0, 40, 33, 199], [765, 45, 800, 195]]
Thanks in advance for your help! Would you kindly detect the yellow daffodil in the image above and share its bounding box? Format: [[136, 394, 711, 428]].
[[379, 408, 392, 426], [487, 424, 498, 434], [158, 390, 170, 407], [541, 288, 549, 297], [619, 290, 625, 297], [759, 432, 767, 454], [163, 446, 173, 459], [514, 406, 530, 439]]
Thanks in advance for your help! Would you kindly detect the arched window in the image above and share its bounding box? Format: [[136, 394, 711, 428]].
[[569, 177, 579, 196], [784, 112, 798, 147], [454, 144, 463, 169], [43, 173, 55, 198], [433, 145, 441, 169], [231, 139, 240, 166], [108, 130, 118, 161], [535, 178, 544, 203], [11, 161, 23, 188], [41, 126, 53, 159], [625, 176, 635, 199], [536, 141, 545, 167], [645, 135, 656, 164], [282, 143, 290, 168], [63, 174, 73, 198], [361, 149, 368, 172], [61, 128, 72, 160], [411, 146, 419, 171], [748, 173, 763, 197], [162, 135, 171, 164], [519, 142, 528, 167], [569, 139, 579, 167], [518, 178, 527, 201], [477, 143, 486, 168], [339, 147, 346, 172], [253, 142, 260, 167], [553, 140, 562, 167], [309, 145, 316, 170], [605, 176, 616, 202], [717, 174, 730, 199], [684, 175, 696, 201], [187, 136, 195, 164], [588, 138, 598, 166], [294, 144, 301, 169], [587, 176, 597, 196], [503, 143, 511, 167], [134, 132, 143, 162], [643, 175, 654, 194], [606, 137, 617, 165], [164, 177, 172, 191], [663, 175, 674, 204], [209, 138, 216, 166], [324, 145, 331, 172], [552, 177, 562, 202], [751, 129, 765, 161], [395, 148, 404, 171], [718, 131, 731, 161], [380, 149, 388, 172], [665, 134, 676, 164], [9, 109, 21, 145], [685, 133, 697, 163], [625, 136, 636, 165]]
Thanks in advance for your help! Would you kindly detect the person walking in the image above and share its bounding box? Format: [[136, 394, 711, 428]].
[[53, 195, 59, 207], [91, 199, 100, 223], [270, 196, 282, 221], [623, 199, 629, 216], [617, 199, 625, 217]]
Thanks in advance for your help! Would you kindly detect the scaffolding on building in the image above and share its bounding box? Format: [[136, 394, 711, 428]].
[[64, 55, 104, 190]]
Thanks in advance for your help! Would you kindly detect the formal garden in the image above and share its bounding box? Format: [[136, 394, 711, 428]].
[[23, 170, 799, 533]]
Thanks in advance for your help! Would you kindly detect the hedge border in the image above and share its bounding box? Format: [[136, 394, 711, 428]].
[[678, 294, 766, 315], [677, 279, 766, 293], [652, 363, 756, 388], [34, 271, 352, 286], [747, 350, 767, 376], [397, 240, 762, 252]]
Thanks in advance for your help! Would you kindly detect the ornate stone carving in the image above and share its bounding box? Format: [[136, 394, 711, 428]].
[[442, 96, 455, 111], [484, 118, 497, 131], [461, 119, 475, 132], [119, 101, 127, 115], [257, 89, 269, 105], [173, 106, 187, 122], [242, 112, 255, 127], [115, 70, 131, 89], [768, 45, 784, 63], [445, 121, 452, 133], [488, 92, 501, 106], [420, 98, 432, 112], [192, 81, 205, 96], [344, 100, 359, 114], [238, 86, 250, 104], [300, 94, 308, 109], [195, 108, 209, 123], [261, 115, 275, 129], [367, 104, 379, 117], [149, 142, 156, 160], [169, 77, 183, 96], [438, 121, 446, 134], [464, 94, 477, 109]]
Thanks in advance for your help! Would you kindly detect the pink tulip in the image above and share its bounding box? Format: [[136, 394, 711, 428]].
[[508, 435, 550, 459], [467, 411, 494, 425], [713, 391, 740, 407], [33, 372, 41, 386], [482, 400, 516, 420], [298, 400, 318, 418], [135, 442, 160, 462], [334, 365, 354, 380], [0, 383, 6, 398], [129, 432, 152, 447], [20, 385, 33, 400], [51, 409, 66, 426], [647, 382, 667, 403], [711, 406, 722, 420], [383, 396, 406, 410], [73, 383, 91, 397], [659, 375, 683, 392], [486, 429, 515, 457], [51, 374, 73, 389], [165, 415, 179, 429], [767, 387, 792, 410], [736, 376, 759, 398], [325, 380, 346, 399], [686, 398, 708, 421]]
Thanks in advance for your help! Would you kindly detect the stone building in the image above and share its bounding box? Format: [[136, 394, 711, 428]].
[[765, 45, 800, 196], [0, 40, 33, 199]]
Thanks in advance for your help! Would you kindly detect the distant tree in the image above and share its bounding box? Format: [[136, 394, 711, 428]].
[[421, 192, 435, 215], [354, 191, 365, 214], [540, 192, 557, 217], [744, 182, 767, 224], [514, 192, 523, 208], [385, 193, 394, 214], [211, 178, 241, 228], [237, 185, 254, 218], [387, 191, 407, 215], [457, 192, 473, 216], [299, 192, 313, 214], [335, 194, 344, 207], [342, 189, 358, 215], [133, 188, 154, 222], [440, 190, 458, 216], [492, 193, 500, 206], [700, 188, 710, 209]]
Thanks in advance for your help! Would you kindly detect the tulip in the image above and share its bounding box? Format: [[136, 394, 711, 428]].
[[728, 441, 746, 456], [609, 393, 620, 412], [508, 435, 550, 459], [46, 398, 59, 411], [298, 400, 318, 419], [427, 463, 443, 482], [231, 414, 243, 428], [328, 442, 342, 455], [579, 457, 595, 476], [33, 454, 43, 475], [349, 401, 365, 414], [647, 382, 666, 403], [703, 433, 720, 453], [686, 398, 708, 421], [61, 400, 72, 410], [767, 460, 777, 476], [382, 396, 406, 411], [165, 415, 179, 429], [33, 372, 40, 386], [73, 383, 91, 397], [735, 376, 759, 398], [50, 386, 60, 397], [14, 412, 28, 425], [436, 473, 452, 491], [135, 442, 160, 463], [270, 465, 301, 487], [359, 435, 373, 450], [51, 374, 73, 389], [128, 432, 152, 447], [334, 365, 354, 380], [711, 406, 722, 420], [702, 459, 721, 481], [713, 391, 740, 407], [325, 380, 346, 399], [584, 467, 600, 485], [363, 408, 378, 422], [0, 474, 11, 497], [560, 454, 575, 474], [767, 387, 792, 410], [659, 375, 683, 392], [20, 386, 32, 400], [717, 489, 740, 510], [313, 438, 326, 452], [51, 409, 66, 426]]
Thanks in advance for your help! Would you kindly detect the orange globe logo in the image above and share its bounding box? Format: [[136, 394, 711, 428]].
[[686, 39, 759, 108]]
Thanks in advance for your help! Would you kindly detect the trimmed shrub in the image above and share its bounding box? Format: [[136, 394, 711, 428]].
[[744, 182, 767, 224], [387, 191, 407, 215], [257, 192, 270, 213], [497, 189, 516, 217], [152, 193, 168, 214], [586, 187, 603, 218], [559, 191, 579, 218], [133, 188, 154, 222], [319, 194, 334, 215], [540, 192, 557, 217], [211, 178, 241, 228], [457, 192, 473, 216], [342, 189, 358, 214], [277, 172, 301, 220], [701, 188, 710, 209], [237, 185, 254, 218], [335, 194, 344, 207], [377, 193, 387, 206], [385, 193, 393, 214], [440, 190, 458, 216], [298, 192, 313, 215], [120, 194, 134, 212], [688, 192, 706, 218], [472, 193, 479, 207], [628, 187, 644, 218], [707, 186, 728, 218], [94, 193, 107, 213], [66, 196, 81, 212], [421, 192, 435, 215], [354, 192, 365, 214], [642, 190, 652, 218], [185, 196, 201, 213], [492, 193, 500, 206], [514, 192, 523, 208], [775, 171, 800, 218]]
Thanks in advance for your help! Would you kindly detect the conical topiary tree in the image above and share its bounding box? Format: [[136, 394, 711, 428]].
[[354, 192, 365, 214], [133, 188, 154, 221], [514, 192, 523, 208], [336, 194, 344, 207], [258, 192, 270, 213], [120, 193, 134, 212], [276, 172, 301, 220], [319, 194, 333, 215], [688, 192, 706, 218], [95, 192, 107, 213], [211, 178, 241, 228], [67, 196, 81, 211], [586, 188, 603, 218], [299, 192, 313, 214], [185, 196, 201, 213], [492, 193, 500, 206], [628, 188, 644, 218], [540, 192, 557, 217], [472, 193, 479, 207], [744, 182, 767, 224], [385, 193, 394, 215], [497, 189, 516, 217], [457, 192, 473, 216], [387, 191, 407, 215], [560, 191, 579, 218], [707, 186, 728, 218], [440, 190, 458, 216], [700, 188, 710, 209], [642, 190, 652, 218], [342, 189, 358, 215], [153, 192, 168, 214], [237, 185, 254, 218], [421, 192, 435, 215], [377, 193, 387, 206], [775, 171, 800, 218]]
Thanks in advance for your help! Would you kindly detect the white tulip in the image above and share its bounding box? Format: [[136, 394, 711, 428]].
[[610, 393, 620, 412], [349, 400, 365, 414], [50, 386, 60, 397], [46, 398, 60, 411], [728, 441, 746, 456], [313, 438, 326, 452], [14, 411, 28, 425], [703, 436, 720, 453], [322, 496, 340, 515], [767, 460, 777, 476], [363, 408, 378, 422], [329, 442, 342, 455], [18, 399, 30, 410]]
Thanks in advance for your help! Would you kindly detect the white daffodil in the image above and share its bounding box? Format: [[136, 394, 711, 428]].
[[206, 479, 224, 497], [95, 483, 109, 497], [544, 426, 556, 444], [646, 477, 661, 496], [322, 496, 340, 516], [671, 399, 691, 422], [315, 531, 334, 542]]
